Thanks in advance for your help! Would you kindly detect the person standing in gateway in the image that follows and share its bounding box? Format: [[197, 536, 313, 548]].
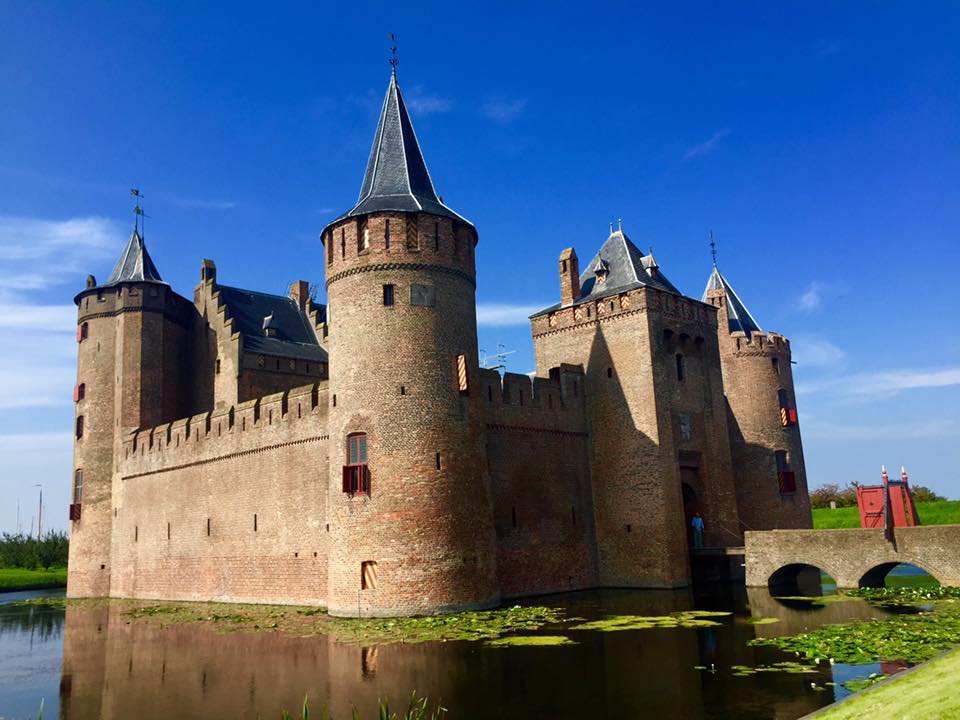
[[691, 512, 705, 549]]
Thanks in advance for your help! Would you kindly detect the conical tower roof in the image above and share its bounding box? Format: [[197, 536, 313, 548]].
[[326, 71, 472, 229], [105, 228, 164, 286], [702, 265, 761, 338]]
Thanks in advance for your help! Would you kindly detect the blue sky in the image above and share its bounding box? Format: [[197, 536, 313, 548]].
[[1, 3, 958, 532]]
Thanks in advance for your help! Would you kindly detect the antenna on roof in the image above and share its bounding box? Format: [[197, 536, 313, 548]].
[[709, 230, 718, 267], [388, 32, 399, 76], [480, 344, 516, 372]]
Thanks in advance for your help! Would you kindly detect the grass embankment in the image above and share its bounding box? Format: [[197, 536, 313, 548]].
[[0, 567, 67, 592], [813, 647, 960, 720], [812, 500, 960, 529]]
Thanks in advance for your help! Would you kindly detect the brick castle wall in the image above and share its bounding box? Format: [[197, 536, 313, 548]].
[[111, 382, 329, 605], [481, 367, 598, 597]]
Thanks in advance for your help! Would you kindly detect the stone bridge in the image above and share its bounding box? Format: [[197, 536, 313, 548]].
[[745, 525, 960, 589]]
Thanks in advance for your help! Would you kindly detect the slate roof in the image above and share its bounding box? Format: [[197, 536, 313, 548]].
[[217, 285, 328, 363], [104, 229, 165, 286], [702, 266, 762, 338], [531, 229, 681, 317], [324, 72, 473, 232]]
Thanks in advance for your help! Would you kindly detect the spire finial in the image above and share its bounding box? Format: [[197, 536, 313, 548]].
[[131, 188, 145, 236], [709, 230, 717, 267], [388, 32, 399, 76], [617, 218, 623, 233], [609, 221, 614, 234]]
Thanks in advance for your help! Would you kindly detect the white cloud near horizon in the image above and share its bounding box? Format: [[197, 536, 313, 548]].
[[476, 302, 546, 326], [802, 417, 960, 441], [684, 129, 731, 159], [797, 366, 960, 399], [482, 98, 528, 123]]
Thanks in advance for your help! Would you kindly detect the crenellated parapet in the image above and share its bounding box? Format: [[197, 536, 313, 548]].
[[120, 382, 328, 477], [532, 285, 718, 340], [481, 365, 587, 436]]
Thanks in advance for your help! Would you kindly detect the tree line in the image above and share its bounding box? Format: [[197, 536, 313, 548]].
[[810, 482, 946, 509], [0, 531, 69, 570]]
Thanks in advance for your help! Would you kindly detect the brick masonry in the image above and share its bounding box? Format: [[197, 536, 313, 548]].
[[745, 526, 960, 588], [68, 177, 813, 615]]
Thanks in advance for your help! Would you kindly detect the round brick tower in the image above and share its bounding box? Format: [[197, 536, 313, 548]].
[[703, 265, 812, 531], [322, 71, 499, 617], [69, 227, 191, 597]]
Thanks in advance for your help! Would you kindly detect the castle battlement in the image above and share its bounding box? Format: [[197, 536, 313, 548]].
[[121, 382, 328, 476], [480, 365, 587, 436], [730, 330, 791, 354]]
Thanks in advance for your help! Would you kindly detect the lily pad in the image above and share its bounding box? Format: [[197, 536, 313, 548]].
[[486, 635, 577, 647]]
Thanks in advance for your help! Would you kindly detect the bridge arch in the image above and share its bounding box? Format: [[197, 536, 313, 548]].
[[858, 560, 942, 589], [768, 562, 837, 596]]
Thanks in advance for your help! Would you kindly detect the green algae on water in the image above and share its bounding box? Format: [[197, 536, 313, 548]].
[[569, 610, 731, 632], [743, 617, 780, 625], [485, 635, 577, 647]]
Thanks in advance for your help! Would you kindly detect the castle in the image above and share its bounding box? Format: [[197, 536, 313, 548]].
[[68, 69, 812, 617]]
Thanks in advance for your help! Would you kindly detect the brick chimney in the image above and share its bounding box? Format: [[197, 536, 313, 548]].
[[289, 280, 310, 311], [559, 248, 580, 306]]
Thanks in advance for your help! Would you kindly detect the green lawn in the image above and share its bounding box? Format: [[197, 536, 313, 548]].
[[0, 567, 67, 592], [815, 647, 960, 720], [812, 500, 960, 530]]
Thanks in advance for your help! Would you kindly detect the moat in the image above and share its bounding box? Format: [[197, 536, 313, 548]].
[[0, 585, 910, 720]]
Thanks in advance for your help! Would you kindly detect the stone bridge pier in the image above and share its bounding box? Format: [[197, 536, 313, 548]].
[[745, 526, 960, 589]]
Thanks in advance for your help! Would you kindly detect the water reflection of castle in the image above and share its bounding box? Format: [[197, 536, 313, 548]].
[[59, 590, 840, 720]]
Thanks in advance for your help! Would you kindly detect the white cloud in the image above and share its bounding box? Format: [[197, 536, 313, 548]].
[[0, 215, 119, 291], [797, 367, 960, 399], [797, 281, 823, 311], [0, 304, 76, 331], [406, 91, 452, 115], [0, 215, 116, 261], [792, 336, 845, 368], [0, 215, 115, 410], [684, 129, 731, 159], [476, 303, 545, 326], [167, 197, 238, 210], [803, 418, 960, 440], [482, 98, 528, 123]]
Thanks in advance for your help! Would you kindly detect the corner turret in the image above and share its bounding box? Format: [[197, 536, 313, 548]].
[[702, 261, 812, 530], [69, 224, 194, 598]]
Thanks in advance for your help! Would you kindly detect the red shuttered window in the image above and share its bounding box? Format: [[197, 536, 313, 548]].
[[342, 433, 370, 494]]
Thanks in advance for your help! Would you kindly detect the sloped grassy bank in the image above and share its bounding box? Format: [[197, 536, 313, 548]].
[[808, 647, 960, 720]]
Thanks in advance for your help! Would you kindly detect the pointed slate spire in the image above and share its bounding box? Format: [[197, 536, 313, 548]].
[[333, 72, 472, 227], [702, 266, 762, 338], [105, 228, 164, 286]]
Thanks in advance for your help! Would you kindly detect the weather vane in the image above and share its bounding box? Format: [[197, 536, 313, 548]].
[[388, 32, 399, 74], [130, 188, 149, 236], [709, 230, 718, 266]]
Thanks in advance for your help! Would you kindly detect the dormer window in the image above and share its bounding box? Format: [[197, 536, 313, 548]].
[[262, 313, 279, 338], [594, 259, 609, 285]]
